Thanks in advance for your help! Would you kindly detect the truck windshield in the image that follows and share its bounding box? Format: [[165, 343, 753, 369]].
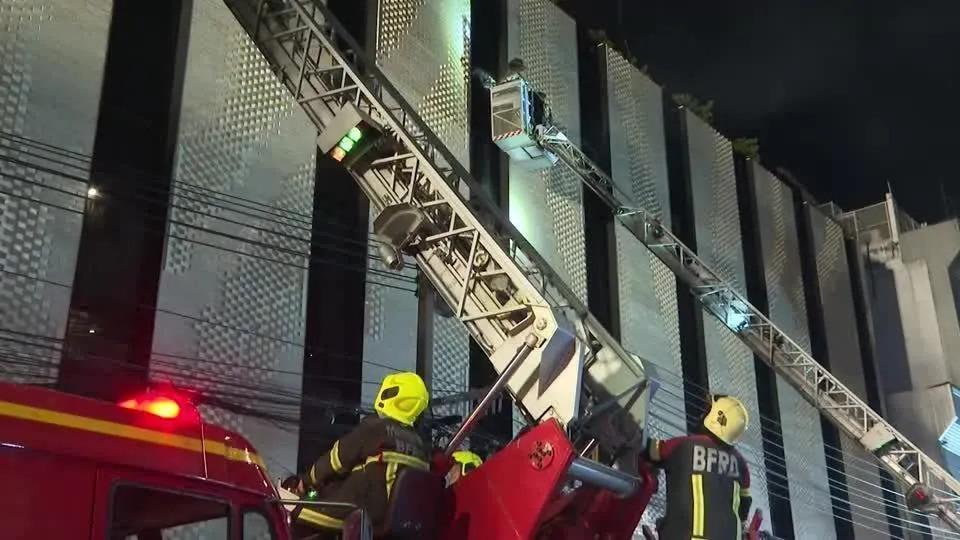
[[109, 484, 229, 539]]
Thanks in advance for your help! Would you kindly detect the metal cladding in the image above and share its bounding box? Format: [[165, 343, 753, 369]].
[[752, 164, 835, 538], [152, 0, 316, 474], [809, 206, 892, 539], [605, 46, 684, 528], [506, 0, 588, 305], [0, 0, 112, 384], [683, 111, 772, 526]]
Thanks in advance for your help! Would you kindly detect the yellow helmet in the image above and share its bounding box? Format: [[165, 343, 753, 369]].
[[452, 450, 483, 475], [703, 394, 748, 445], [375, 372, 429, 426]]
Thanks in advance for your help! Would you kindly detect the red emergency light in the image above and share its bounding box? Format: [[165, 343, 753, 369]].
[[118, 391, 197, 422]]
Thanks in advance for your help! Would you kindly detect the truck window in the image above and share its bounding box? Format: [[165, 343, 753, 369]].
[[242, 511, 275, 539], [109, 484, 230, 539]]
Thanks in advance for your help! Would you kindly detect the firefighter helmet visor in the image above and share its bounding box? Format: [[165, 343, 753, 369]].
[[375, 372, 429, 426]]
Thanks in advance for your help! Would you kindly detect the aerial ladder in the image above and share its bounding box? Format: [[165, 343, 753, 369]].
[[222, 2, 662, 536], [219, 0, 960, 536], [485, 73, 960, 532]]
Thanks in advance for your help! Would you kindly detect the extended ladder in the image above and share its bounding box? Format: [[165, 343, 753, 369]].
[[530, 120, 960, 529], [222, 0, 654, 458]]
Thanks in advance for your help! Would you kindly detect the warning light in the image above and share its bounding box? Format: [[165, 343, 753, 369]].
[[337, 136, 355, 153], [119, 395, 184, 420], [316, 104, 388, 171]]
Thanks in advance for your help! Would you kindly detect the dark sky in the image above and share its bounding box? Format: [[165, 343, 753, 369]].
[[560, 0, 960, 223]]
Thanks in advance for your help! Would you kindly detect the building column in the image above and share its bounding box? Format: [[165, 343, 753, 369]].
[[735, 156, 795, 538], [467, 0, 514, 446], [663, 104, 710, 432], [794, 195, 856, 539], [297, 0, 372, 470], [58, 0, 193, 401]]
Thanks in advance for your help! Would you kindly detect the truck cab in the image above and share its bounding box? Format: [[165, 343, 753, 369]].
[[0, 381, 290, 539]]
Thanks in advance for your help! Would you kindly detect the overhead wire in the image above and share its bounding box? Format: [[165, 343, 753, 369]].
[[0, 306, 942, 532], [650, 370, 933, 518], [648, 361, 952, 500], [0, 129, 394, 248], [2, 132, 952, 531], [0, 134, 420, 283], [647, 394, 934, 524], [0, 168, 419, 291], [0, 325, 471, 398], [0, 172, 928, 510], [0, 190, 928, 523]]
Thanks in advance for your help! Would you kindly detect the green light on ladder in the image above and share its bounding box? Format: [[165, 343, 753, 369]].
[[338, 136, 355, 152], [348, 127, 363, 142]]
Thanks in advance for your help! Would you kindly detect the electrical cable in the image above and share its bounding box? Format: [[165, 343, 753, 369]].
[[648, 362, 954, 499], [0, 140, 419, 274], [0, 171, 419, 289], [0, 324, 471, 397], [0, 129, 391, 244], [2, 133, 952, 530]]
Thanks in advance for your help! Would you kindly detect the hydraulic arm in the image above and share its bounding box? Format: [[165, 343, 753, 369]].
[[222, 0, 653, 461], [491, 76, 960, 529]]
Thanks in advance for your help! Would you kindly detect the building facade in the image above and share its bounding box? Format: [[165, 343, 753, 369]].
[[0, 0, 940, 538]]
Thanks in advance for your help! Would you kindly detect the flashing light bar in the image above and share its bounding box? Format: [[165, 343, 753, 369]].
[[118, 393, 190, 420]]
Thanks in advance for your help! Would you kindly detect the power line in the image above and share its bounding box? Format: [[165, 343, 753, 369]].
[[2, 133, 947, 530], [0, 168, 419, 288], [0, 129, 386, 243]]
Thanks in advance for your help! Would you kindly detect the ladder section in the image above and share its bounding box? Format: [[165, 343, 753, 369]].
[[221, 0, 651, 454], [533, 122, 960, 527]]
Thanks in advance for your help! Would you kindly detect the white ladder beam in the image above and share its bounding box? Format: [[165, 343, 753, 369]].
[[222, 0, 652, 453], [536, 124, 960, 529]]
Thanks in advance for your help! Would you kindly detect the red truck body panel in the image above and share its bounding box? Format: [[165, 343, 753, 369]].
[[440, 420, 657, 540], [0, 381, 289, 539], [0, 381, 273, 496]]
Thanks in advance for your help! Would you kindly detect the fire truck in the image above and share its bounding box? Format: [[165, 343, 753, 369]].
[[0, 381, 291, 538], [0, 379, 664, 539], [0, 376, 656, 540], [0, 380, 770, 539]]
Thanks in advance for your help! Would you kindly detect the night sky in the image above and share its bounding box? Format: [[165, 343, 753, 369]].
[[560, 0, 960, 224]]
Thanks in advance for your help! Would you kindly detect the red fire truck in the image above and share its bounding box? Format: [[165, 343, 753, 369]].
[[0, 381, 290, 538], [1, 379, 776, 539], [0, 379, 668, 539]]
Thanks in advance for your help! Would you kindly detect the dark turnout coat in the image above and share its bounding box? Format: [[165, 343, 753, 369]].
[[297, 415, 429, 532], [647, 433, 752, 540]]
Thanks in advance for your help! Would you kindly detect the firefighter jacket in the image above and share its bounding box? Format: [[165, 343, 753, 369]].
[[297, 415, 430, 531], [647, 433, 752, 540]]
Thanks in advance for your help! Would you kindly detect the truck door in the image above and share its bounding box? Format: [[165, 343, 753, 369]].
[[0, 447, 96, 539], [91, 466, 234, 539]]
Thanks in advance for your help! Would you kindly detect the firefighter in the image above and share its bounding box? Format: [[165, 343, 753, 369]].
[[293, 372, 431, 536], [645, 394, 753, 540], [445, 450, 482, 487]]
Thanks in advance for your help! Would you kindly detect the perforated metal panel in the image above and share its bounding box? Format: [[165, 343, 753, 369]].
[[684, 112, 771, 525], [752, 164, 835, 538], [152, 0, 316, 483], [809, 206, 892, 539], [605, 47, 683, 529], [505, 0, 587, 304], [368, 0, 472, 404], [0, 0, 110, 384]]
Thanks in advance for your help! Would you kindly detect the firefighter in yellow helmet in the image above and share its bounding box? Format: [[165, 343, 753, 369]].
[[291, 372, 431, 537], [445, 450, 483, 487], [643, 394, 752, 540]]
